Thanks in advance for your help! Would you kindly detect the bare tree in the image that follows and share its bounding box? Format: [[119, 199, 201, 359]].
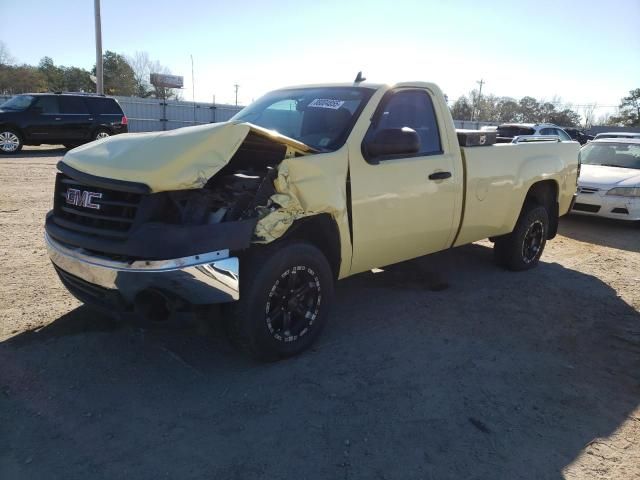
[[580, 104, 597, 129], [126, 51, 179, 99], [0, 41, 15, 65]]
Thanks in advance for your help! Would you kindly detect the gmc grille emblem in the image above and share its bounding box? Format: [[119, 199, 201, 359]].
[[65, 188, 102, 209]]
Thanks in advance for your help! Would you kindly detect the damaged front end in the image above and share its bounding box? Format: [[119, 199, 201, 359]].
[[45, 121, 350, 311]]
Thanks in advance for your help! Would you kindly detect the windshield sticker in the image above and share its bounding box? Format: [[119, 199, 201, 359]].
[[308, 99, 345, 110]]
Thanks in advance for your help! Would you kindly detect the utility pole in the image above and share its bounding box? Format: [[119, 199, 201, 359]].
[[94, 0, 103, 94], [191, 54, 196, 125], [474, 79, 485, 121], [234, 83, 239, 106]]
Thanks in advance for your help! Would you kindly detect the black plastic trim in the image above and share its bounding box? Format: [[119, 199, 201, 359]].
[[45, 211, 258, 260], [57, 162, 151, 194]]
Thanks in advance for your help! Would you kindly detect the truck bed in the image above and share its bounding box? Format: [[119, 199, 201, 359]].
[[454, 141, 580, 247]]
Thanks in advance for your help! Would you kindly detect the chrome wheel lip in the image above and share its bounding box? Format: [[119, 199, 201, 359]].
[[0, 131, 20, 152], [95, 131, 110, 140], [522, 220, 544, 263]]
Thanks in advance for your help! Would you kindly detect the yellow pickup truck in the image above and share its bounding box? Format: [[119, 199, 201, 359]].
[[45, 82, 579, 360]]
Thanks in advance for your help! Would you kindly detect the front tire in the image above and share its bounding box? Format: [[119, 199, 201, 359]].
[[494, 204, 549, 271], [224, 242, 334, 361], [0, 129, 23, 154]]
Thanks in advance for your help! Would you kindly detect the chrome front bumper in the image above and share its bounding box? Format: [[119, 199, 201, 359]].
[[46, 233, 240, 305]]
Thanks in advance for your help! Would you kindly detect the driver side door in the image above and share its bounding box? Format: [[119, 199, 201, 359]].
[[348, 88, 460, 274], [23, 96, 62, 142]]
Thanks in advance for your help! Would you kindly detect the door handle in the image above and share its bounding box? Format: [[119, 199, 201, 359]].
[[55, 117, 62, 121], [88, 117, 94, 120], [428, 171, 452, 180]]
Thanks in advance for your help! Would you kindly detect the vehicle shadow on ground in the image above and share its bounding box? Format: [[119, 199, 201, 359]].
[[560, 214, 639, 253], [3, 147, 67, 159], [1, 244, 638, 479]]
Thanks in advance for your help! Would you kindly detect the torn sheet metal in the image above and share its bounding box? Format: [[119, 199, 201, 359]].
[[254, 152, 353, 278], [60, 121, 312, 193]]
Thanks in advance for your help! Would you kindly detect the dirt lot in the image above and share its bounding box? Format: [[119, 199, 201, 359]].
[[1, 147, 639, 479]]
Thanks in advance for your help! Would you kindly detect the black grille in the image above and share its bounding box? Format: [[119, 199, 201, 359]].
[[53, 173, 142, 239], [572, 203, 600, 213]]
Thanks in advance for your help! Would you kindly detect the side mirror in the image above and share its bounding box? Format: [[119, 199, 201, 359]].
[[365, 127, 420, 159]]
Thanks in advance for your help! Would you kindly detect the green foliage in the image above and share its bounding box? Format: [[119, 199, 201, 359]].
[[38, 57, 65, 91], [609, 88, 640, 127], [99, 51, 136, 96], [0, 55, 94, 95], [0, 64, 47, 94], [450, 96, 473, 120]]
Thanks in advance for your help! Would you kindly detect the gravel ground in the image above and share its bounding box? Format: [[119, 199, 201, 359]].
[[1, 147, 639, 479]]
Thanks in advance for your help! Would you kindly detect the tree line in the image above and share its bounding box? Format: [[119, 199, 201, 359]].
[[450, 91, 582, 127], [450, 88, 640, 128], [0, 42, 179, 99]]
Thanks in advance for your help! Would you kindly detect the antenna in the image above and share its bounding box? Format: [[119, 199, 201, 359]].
[[354, 71, 366, 84]]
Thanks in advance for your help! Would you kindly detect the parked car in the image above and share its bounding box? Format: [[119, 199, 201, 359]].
[[563, 127, 593, 145], [45, 81, 579, 360], [593, 131, 640, 140], [496, 123, 574, 143], [572, 138, 640, 220], [0, 93, 128, 154]]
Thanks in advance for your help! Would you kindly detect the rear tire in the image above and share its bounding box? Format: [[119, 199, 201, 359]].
[[0, 129, 23, 154], [494, 204, 549, 271], [224, 242, 334, 361], [94, 128, 111, 141]]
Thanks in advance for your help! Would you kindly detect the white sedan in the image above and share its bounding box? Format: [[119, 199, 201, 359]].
[[572, 138, 640, 221]]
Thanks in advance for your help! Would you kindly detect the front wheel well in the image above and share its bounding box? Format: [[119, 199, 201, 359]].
[[273, 214, 341, 280], [0, 124, 23, 138], [523, 180, 559, 239]]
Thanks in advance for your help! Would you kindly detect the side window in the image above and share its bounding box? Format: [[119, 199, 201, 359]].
[[59, 96, 89, 114], [89, 98, 122, 115], [539, 128, 553, 135], [32, 96, 59, 114], [556, 129, 571, 141], [369, 89, 442, 158]]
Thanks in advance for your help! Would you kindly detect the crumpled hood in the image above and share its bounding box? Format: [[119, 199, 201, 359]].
[[579, 164, 640, 188], [61, 121, 312, 192]]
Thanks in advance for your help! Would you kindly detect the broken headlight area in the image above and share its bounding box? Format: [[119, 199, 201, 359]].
[[152, 167, 277, 227]]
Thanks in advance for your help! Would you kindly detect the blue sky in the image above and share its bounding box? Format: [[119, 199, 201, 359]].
[[1, 0, 639, 115]]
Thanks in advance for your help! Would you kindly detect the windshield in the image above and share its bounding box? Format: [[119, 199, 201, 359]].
[[581, 142, 640, 169], [231, 87, 375, 151], [0, 95, 35, 111]]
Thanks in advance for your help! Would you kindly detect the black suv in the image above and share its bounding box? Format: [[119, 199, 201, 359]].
[[0, 93, 128, 154]]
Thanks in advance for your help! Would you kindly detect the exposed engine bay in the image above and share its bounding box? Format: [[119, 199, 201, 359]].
[[162, 130, 292, 233]]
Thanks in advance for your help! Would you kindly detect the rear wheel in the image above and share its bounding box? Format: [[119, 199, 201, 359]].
[[94, 128, 111, 141], [494, 204, 549, 271], [0, 129, 23, 154], [224, 242, 334, 361]]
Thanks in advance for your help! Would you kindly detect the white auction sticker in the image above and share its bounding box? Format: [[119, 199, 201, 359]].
[[308, 99, 345, 109]]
